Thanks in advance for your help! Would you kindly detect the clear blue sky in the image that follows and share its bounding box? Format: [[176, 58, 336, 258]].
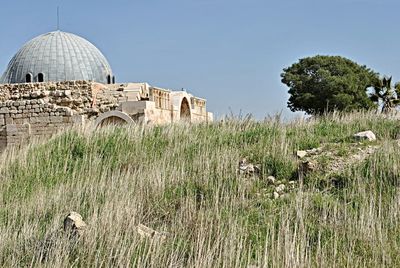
[[1, 0, 399, 119]]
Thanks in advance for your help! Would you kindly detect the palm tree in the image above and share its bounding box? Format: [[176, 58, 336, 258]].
[[370, 76, 400, 113]]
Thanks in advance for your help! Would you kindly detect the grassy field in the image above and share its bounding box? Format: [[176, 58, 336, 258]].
[[0, 112, 399, 267]]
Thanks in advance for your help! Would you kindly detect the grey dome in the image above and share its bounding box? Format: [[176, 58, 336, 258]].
[[0, 31, 113, 84]]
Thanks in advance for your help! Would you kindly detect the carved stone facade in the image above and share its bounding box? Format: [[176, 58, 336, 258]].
[[0, 80, 212, 150]]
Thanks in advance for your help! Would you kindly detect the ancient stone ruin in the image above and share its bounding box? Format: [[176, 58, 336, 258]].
[[0, 80, 212, 151], [0, 31, 212, 151]]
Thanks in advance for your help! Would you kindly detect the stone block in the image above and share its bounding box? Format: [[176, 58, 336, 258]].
[[50, 116, 63, 123], [62, 117, 71, 123], [65, 108, 73, 116], [13, 118, 30, 124], [35, 116, 50, 123], [6, 124, 18, 134], [5, 116, 13, 124]]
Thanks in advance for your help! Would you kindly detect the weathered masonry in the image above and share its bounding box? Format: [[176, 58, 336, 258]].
[[0, 81, 212, 151], [0, 30, 212, 151]]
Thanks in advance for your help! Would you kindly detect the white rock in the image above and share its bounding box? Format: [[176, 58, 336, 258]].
[[275, 184, 286, 193], [238, 158, 260, 175], [63, 211, 87, 237], [306, 148, 321, 155], [296, 150, 307, 158], [273, 192, 280, 199], [354, 131, 376, 141], [266, 176, 275, 184]]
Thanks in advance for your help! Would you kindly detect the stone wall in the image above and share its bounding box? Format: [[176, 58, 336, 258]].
[[0, 81, 125, 150], [0, 81, 122, 118], [0, 80, 212, 150], [0, 99, 74, 150]]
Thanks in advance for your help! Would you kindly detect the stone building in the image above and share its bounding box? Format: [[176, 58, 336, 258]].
[[0, 31, 212, 150]]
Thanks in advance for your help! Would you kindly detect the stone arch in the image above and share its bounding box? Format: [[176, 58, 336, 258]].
[[95, 111, 135, 128], [180, 97, 191, 122]]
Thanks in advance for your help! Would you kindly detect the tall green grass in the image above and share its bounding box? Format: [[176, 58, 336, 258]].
[[0, 111, 399, 267]]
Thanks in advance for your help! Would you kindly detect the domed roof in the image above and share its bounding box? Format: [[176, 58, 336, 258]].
[[0, 31, 113, 84]]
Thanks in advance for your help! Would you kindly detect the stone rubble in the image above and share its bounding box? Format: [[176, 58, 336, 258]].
[[301, 160, 318, 173], [63, 211, 87, 237], [266, 175, 276, 184], [296, 150, 308, 158], [275, 184, 286, 194], [354, 130, 376, 141], [238, 158, 261, 175]]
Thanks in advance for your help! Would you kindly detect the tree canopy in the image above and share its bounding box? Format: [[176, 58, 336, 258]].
[[281, 55, 379, 114]]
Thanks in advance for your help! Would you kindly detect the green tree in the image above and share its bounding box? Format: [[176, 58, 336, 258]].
[[281, 55, 378, 114], [370, 76, 400, 114]]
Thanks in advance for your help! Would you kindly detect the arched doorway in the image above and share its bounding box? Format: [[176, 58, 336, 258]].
[[98, 116, 127, 127], [180, 98, 191, 122], [95, 111, 135, 128]]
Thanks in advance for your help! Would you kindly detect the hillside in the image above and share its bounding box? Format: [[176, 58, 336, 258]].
[[0, 112, 400, 267]]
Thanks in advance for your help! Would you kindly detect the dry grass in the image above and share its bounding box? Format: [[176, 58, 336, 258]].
[[0, 111, 399, 267]]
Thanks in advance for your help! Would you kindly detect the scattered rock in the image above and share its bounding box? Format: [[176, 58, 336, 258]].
[[275, 184, 286, 193], [296, 150, 307, 158], [301, 160, 318, 173], [238, 158, 260, 175], [288, 181, 296, 188], [306, 147, 322, 155], [266, 176, 275, 184], [137, 224, 167, 241], [354, 131, 376, 141], [273, 192, 280, 199], [63, 212, 87, 237]]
